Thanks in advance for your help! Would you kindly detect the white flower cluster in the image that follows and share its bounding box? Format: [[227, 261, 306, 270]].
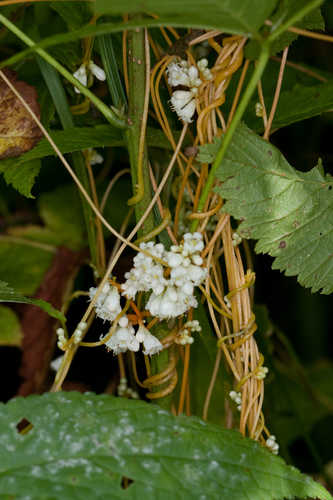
[[89, 283, 121, 322], [229, 390, 242, 411], [122, 233, 207, 320], [266, 435, 279, 455], [256, 366, 269, 380], [117, 377, 139, 399], [175, 319, 201, 345], [102, 320, 163, 356], [73, 60, 106, 93], [167, 58, 212, 123]]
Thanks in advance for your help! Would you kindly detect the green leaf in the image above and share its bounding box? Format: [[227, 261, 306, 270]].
[[95, 0, 278, 36], [246, 81, 333, 133], [0, 240, 54, 295], [0, 159, 41, 198], [245, 6, 325, 58], [0, 125, 173, 198], [268, 81, 333, 130], [37, 184, 86, 250], [50, 1, 92, 31], [0, 5, 281, 71], [0, 392, 330, 500], [0, 281, 65, 322], [0, 305, 22, 347], [199, 123, 333, 293]]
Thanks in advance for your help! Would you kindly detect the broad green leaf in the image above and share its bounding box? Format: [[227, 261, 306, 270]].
[[0, 126, 172, 197], [0, 281, 65, 322], [0, 305, 22, 347], [199, 123, 333, 293], [0, 240, 54, 295], [0, 6, 282, 71], [247, 81, 333, 133], [95, 0, 278, 36], [0, 392, 330, 500]]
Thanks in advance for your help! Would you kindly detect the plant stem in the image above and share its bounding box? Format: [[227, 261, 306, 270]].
[[268, 0, 324, 42], [190, 43, 270, 232], [0, 13, 126, 130], [125, 25, 155, 237]]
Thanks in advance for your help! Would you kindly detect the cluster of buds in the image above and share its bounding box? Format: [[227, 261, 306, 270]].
[[175, 320, 202, 345], [56, 327, 66, 349], [229, 390, 242, 411], [117, 377, 139, 399], [73, 321, 87, 344], [266, 435, 279, 455], [256, 366, 269, 380]]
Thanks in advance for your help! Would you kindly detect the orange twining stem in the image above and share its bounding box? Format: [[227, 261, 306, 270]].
[[187, 197, 223, 219], [197, 95, 226, 144], [214, 50, 243, 86], [143, 348, 178, 399]]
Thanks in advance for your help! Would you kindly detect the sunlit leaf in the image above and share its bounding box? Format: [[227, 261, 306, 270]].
[[199, 123, 333, 293]]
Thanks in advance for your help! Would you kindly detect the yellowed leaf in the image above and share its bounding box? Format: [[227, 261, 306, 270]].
[[0, 69, 42, 159]]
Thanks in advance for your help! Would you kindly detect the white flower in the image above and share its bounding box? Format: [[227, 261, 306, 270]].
[[147, 286, 197, 319], [197, 58, 213, 81], [136, 325, 163, 355], [121, 242, 167, 299], [167, 61, 192, 87], [89, 283, 121, 321], [73, 64, 88, 93], [73, 60, 106, 94], [170, 90, 196, 123], [50, 355, 64, 372], [167, 60, 202, 89], [183, 232, 204, 255], [266, 435, 279, 455], [89, 61, 106, 82], [104, 322, 138, 355]]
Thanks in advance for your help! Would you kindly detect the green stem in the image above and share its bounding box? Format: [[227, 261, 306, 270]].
[[0, 13, 126, 130], [190, 43, 270, 232], [125, 26, 155, 237], [268, 0, 324, 42]]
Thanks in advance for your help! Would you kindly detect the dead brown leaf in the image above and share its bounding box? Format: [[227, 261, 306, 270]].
[[0, 69, 42, 159]]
